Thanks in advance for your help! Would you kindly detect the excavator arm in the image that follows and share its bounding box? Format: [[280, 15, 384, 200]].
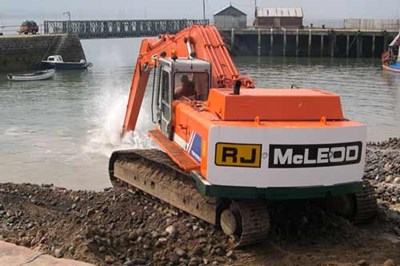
[[122, 24, 254, 134]]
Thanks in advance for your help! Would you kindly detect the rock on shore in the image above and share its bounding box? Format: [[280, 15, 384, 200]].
[[365, 138, 400, 205], [0, 183, 234, 266], [0, 138, 399, 266]]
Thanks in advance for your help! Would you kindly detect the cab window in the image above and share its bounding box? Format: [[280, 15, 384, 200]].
[[174, 72, 209, 101]]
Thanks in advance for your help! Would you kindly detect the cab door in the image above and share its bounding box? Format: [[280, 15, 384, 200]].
[[158, 66, 173, 140]]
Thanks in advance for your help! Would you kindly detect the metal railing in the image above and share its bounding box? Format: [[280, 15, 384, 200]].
[[43, 19, 209, 39]]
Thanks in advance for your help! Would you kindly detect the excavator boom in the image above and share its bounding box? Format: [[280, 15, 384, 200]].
[[122, 24, 253, 134]]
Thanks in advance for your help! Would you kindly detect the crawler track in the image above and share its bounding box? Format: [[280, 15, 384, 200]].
[[109, 149, 217, 225], [233, 200, 270, 246], [109, 149, 270, 247], [325, 180, 378, 224], [353, 181, 377, 224]]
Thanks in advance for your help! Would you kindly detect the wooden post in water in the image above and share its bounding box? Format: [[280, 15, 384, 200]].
[[320, 35, 324, 57], [283, 28, 287, 57], [330, 31, 336, 58], [296, 29, 299, 57], [231, 28, 235, 50], [356, 33, 362, 58], [383, 32, 388, 50], [270, 28, 274, 56], [257, 28, 261, 56], [308, 29, 312, 56], [372, 35, 375, 58], [346, 35, 350, 58]]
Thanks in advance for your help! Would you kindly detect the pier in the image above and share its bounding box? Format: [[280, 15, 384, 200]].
[[41, 19, 399, 58], [43, 19, 209, 39], [222, 28, 399, 58]]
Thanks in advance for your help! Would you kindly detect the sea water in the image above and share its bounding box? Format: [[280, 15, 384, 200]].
[[0, 38, 399, 190]]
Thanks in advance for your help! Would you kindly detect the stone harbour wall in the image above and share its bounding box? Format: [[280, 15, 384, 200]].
[[0, 34, 86, 72]]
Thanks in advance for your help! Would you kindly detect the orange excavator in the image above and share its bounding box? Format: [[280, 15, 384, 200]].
[[109, 25, 376, 246]]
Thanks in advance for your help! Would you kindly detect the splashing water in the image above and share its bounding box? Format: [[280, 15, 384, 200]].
[[83, 83, 157, 158]]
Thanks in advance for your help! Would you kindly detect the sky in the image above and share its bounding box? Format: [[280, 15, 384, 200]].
[[1, 0, 400, 24]]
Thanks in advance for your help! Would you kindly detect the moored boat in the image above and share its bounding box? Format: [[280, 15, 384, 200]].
[[39, 55, 92, 70], [7, 69, 55, 81], [382, 62, 400, 73], [382, 31, 400, 73]]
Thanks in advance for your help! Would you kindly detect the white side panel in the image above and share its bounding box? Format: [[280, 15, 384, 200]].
[[207, 125, 366, 188], [173, 133, 187, 150]]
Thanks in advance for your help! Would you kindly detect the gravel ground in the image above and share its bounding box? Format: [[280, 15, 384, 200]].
[[365, 138, 400, 206], [0, 139, 399, 266]]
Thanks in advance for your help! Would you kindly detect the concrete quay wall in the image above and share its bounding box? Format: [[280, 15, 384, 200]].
[[0, 34, 86, 72]]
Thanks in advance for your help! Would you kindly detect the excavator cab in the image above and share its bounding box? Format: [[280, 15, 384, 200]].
[[153, 57, 211, 140]]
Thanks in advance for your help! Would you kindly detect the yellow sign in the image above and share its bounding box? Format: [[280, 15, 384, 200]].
[[215, 143, 262, 168]]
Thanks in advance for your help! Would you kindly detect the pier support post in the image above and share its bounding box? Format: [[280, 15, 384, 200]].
[[283, 28, 287, 57], [346, 35, 350, 58], [308, 29, 312, 56], [383, 31, 388, 51], [320, 35, 324, 57], [296, 29, 299, 57], [270, 28, 274, 56], [330, 31, 336, 58], [231, 28, 235, 50], [356, 32, 362, 58], [372, 35, 375, 58], [257, 28, 261, 57]]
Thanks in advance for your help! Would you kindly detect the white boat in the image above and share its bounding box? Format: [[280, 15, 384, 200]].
[[7, 69, 56, 81]]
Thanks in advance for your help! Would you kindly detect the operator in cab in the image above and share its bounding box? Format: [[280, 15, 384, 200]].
[[174, 74, 197, 100]]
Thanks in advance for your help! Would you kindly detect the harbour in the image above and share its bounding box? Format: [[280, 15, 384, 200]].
[[0, 1, 400, 264], [0, 25, 398, 73], [0, 38, 399, 189]]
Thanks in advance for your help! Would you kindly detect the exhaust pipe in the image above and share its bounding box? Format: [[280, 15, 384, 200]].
[[233, 80, 241, 95]]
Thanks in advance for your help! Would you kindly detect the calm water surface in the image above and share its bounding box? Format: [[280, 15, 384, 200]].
[[0, 38, 399, 190]]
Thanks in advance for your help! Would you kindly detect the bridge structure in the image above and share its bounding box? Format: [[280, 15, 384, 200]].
[[43, 19, 209, 39]]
